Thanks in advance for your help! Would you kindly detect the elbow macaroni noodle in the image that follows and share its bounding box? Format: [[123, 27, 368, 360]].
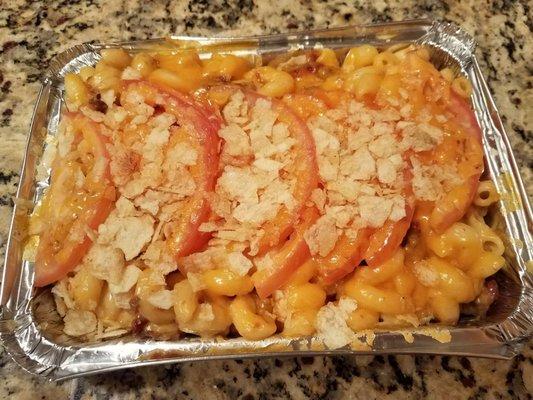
[[34, 43, 507, 345]]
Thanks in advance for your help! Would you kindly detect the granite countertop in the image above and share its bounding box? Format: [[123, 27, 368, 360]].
[[0, 1, 531, 399]]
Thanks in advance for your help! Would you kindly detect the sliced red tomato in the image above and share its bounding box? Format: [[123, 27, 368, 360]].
[[255, 98, 319, 254], [448, 91, 483, 143], [280, 91, 378, 287], [364, 167, 415, 267], [34, 113, 116, 287], [122, 81, 221, 258], [211, 86, 319, 256], [316, 228, 372, 286], [364, 202, 414, 268], [429, 92, 483, 233], [430, 173, 481, 233], [253, 207, 319, 298], [166, 125, 215, 258]]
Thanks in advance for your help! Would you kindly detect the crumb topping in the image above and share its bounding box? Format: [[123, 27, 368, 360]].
[[204, 92, 298, 260]]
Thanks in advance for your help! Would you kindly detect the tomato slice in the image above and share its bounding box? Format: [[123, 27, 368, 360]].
[[448, 91, 482, 143], [429, 173, 480, 233], [34, 113, 115, 287], [253, 207, 319, 298], [316, 228, 372, 286], [255, 98, 319, 254], [364, 201, 414, 268], [285, 89, 413, 277], [429, 92, 483, 233], [211, 87, 319, 256], [284, 91, 361, 285], [364, 167, 415, 267], [122, 81, 221, 258]]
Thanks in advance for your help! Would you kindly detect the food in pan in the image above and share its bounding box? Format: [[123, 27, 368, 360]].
[[27, 44, 505, 347]]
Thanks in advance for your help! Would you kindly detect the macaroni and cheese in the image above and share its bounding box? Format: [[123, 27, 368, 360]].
[[28, 45, 505, 348]]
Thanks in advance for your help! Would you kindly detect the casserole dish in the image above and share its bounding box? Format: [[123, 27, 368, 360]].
[[1, 19, 531, 380]]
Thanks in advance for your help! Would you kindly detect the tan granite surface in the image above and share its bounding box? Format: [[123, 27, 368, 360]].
[[0, 1, 531, 399]]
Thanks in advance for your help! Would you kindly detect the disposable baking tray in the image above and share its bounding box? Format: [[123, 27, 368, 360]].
[[1, 19, 531, 380]]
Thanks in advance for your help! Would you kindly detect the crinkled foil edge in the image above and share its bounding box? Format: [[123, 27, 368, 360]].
[[1, 20, 531, 381]]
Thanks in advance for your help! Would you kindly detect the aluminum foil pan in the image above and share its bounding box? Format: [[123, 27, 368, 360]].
[[1, 19, 531, 381]]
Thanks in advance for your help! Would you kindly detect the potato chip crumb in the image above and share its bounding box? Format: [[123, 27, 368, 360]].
[[341, 147, 376, 181], [227, 252, 253, 276], [52, 280, 75, 312], [187, 272, 206, 292], [218, 124, 252, 157], [358, 195, 394, 228], [413, 260, 439, 286], [122, 66, 142, 80], [147, 289, 174, 310], [109, 264, 142, 294], [198, 303, 215, 322], [94, 328, 129, 340], [304, 215, 338, 257], [63, 310, 97, 336], [97, 207, 155, 261], [376, 158, 398, 185], [309, 188, 326, 212], [142, 240, 177, 275], [411, 157, 462, 202], [272, 290, 288, 320], [83, 244, 125, 285], [101, 90, 116, 109], [316, 297, 358, 349]]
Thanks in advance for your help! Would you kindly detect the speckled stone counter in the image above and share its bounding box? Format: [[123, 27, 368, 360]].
[[0, 1, 531, 399]]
